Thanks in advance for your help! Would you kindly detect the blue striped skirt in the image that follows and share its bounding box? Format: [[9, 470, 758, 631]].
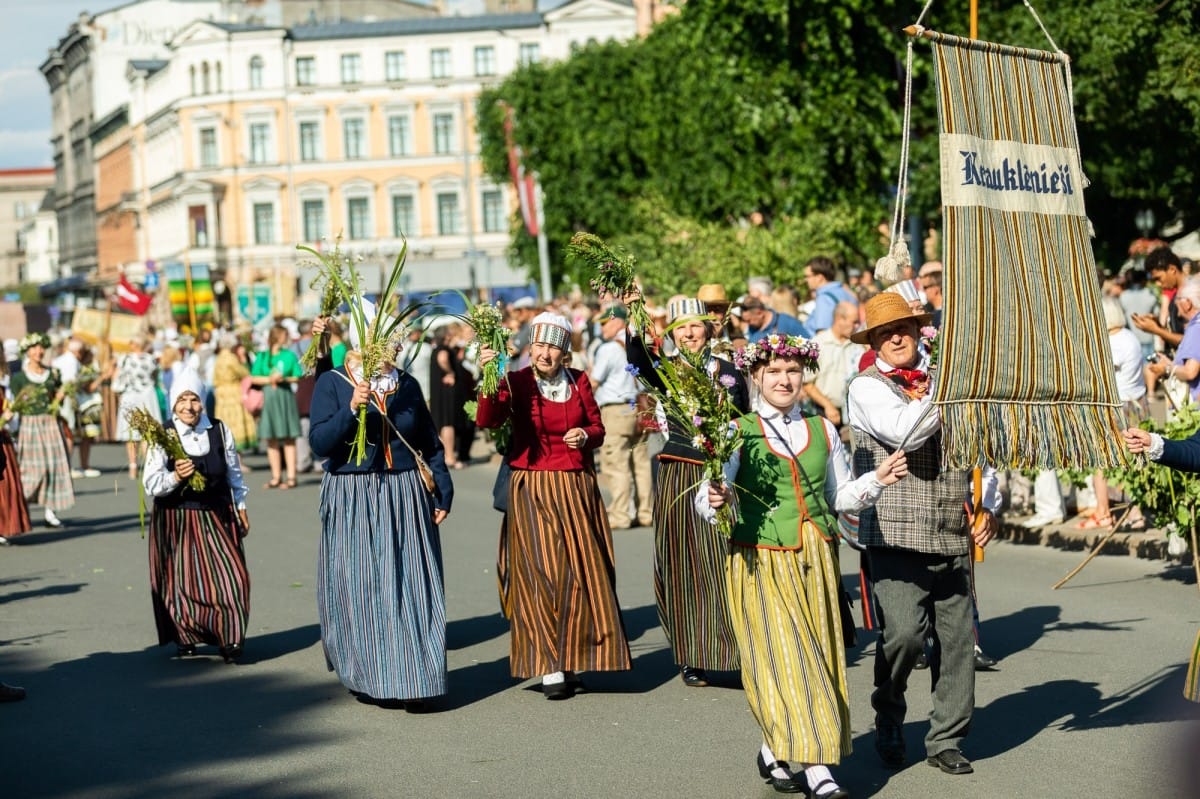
[[317, 469, 446, 701]]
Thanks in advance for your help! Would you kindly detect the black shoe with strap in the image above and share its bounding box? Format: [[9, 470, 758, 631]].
[[755, 751, 805, 794], [874, 718, 907, 769], [680, 666, 709, 687]]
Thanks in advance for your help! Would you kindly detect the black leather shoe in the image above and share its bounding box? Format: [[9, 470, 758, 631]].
[[874, 719, 906, 769], [220, 643, 243, 663], [681, 666, 709, 687], [809, 779, 850, 799], [974, 648, 998, 670], [565, 672, 587, 693], [403, 699, 428, 713], [755, 751, 805, 793], [0, 682, 26, 702], [354, 694, 405, 709], [913, 651, 929, 670], [926, 748, 974, 775], [543, 681, 574, 700], [175, 644, 197, 658]]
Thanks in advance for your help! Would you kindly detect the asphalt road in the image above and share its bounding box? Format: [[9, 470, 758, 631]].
[[2, 442, 1198, 799]]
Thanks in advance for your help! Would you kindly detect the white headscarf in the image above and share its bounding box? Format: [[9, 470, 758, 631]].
[[169, 367, 206, 412], [346, 297, 377, 352]]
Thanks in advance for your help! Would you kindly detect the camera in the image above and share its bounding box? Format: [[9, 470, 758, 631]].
[[1146, 353, 1163, 364]]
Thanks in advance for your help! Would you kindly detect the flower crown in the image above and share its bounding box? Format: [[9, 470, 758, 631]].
[[19, 332, 50, 354], [733, 334, 820, 372]]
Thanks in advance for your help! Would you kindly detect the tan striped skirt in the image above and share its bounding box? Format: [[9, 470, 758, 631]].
[[726, 521, 851, 764], [16, 414, 74, 512], [499, 468, 631, 678]]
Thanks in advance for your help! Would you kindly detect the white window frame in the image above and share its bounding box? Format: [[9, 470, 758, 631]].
[[519, 42, 540, 65], [474, 45, 497, 77], [249, 55, 264, 89], [386, 110, 413, 157], [342, 116, 367, 160], [431, 109, 456, 155], [295, 56, 316, 86], [481, 188, 505, 233], [384, 50, 406, 81], [197, 126, 219, 168], [298, 119, 322, 162], [340, 53, 362, 85], [430, 48, 451, 80], [247, 121, 272, 165]]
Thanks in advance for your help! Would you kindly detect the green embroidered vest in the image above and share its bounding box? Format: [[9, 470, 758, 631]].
[[731, 414, 837, 549]]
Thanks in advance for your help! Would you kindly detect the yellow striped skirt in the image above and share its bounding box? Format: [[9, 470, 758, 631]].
[[1186, 630, 1200, 703], [726, 521, 851, 764]]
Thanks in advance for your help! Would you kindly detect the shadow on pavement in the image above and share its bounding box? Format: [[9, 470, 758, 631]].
[[239, 623, 322, 664], [10, 513, 145, 545], [1, 643, 346, 799], [446, 611, 508, 650]]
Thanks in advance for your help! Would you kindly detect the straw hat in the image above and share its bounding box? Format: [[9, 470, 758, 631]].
[[696, 284, 729, 307], [850, 292, 932, 345]]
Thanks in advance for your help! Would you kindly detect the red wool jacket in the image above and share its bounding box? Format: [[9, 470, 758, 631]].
[[475, 367, 605, 471]]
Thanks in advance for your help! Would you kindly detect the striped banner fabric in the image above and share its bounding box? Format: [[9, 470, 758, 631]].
[[929, 32, 1128, 469]]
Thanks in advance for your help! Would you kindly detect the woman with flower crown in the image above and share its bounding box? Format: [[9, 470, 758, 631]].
[[698, 334, 908, 798], [476, 311, 631, 700], [309, 300, 454, 711], [9, 332, 74, 529], [623, 293, 750, 689]]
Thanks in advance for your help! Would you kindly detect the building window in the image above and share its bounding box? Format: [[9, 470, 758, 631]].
[[189, 205, 209, 247], [437, 192, 459, 235], [215, 62, 223, 93], [299, 121, 320, 161], [199, 127, 218, 168], [391, 194, 414, 237], [201, 62, 211, 94], [302, 199, 326, 242], [474, 46, 496, 76], [343, 118, 365, 159], [340, 53, 362, 84], [387, 114, 411, 157], [430, 48, 451, 80], [432, 113, 454, 155], [347, 197, 371, 240], [385, 50, 406, 81], [248, 122, 271, 164], [253, 202, 275, 244], [190, 65, 197, 95], [249, 56, 263, 89], [519, 43, 540, 65], [481, 190, 504, 233], [295, 56, 316, 86]]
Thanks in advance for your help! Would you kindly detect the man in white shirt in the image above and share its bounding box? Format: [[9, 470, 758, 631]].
[[52, 339, 100, 479], [805, 301, 864, 430], [589, 305, 652, 529], [845, 292, 999, 778]]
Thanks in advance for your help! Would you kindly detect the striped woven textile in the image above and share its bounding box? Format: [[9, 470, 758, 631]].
[[499, 468, 631, 679], [929, 32, 1126, 469], [149, 505, 250, 649], [317, 470, 446, 700], [15, 414, 75, 511], [1186, 630, 1200, 703], [653, 459, 739, 670], [726, 524, 851, 764]]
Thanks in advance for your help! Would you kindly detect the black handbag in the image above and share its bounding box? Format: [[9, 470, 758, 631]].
[[492, 461, 512, 513]]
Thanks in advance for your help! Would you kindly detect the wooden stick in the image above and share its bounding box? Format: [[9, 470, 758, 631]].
[[1051, 504, 1136, 590]]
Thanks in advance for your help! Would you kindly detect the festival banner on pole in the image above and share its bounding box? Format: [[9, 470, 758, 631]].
[[928, 32, 1126, 470], [164, 262, 214, 325]]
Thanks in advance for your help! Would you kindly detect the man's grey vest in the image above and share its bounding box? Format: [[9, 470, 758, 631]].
[[850, 367, 971, 555]]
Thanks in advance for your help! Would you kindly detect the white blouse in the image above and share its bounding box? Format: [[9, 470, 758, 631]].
[[694, 399, 887, 522], [142, 414, 248, 509]]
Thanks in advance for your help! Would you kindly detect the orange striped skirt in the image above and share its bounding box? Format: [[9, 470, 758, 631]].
[[499, 468, 631, 678]]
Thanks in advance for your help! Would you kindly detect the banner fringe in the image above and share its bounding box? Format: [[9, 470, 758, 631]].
[[940, 402, 1130, 470]]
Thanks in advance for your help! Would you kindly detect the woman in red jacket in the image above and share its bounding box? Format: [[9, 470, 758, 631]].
[[477, 312, 631, 700]]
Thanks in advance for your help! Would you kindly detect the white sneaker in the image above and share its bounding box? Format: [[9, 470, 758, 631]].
[[1021, 514, 1063, 529], [83, 468, 101, 478], [70, 469, 84, 479], [44, 509, 63, 528]]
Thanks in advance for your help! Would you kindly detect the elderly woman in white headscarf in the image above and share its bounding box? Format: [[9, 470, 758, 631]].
[[476, 311, 631, 700], [143, 368, 251, 662]]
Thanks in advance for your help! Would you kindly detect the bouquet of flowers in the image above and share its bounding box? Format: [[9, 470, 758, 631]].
[[300, 243, 352, 372], [9, 383, 58, 417], [636, 347, 745, 537], [465, 301, 511, 397], [297, 239, 429, 465], [567, 232, 653, 335], [920, 325, 940, 367], [123, 407, 206, 492]]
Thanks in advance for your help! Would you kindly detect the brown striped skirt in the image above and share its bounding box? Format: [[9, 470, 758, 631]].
[[149, 503, 250, 649], [654, 458, 738, 670], [726, 521, 851, 765], [0, 432, 31, 537], [498, 468, 631, 678]]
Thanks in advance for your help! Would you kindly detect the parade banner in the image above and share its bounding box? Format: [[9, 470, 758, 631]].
[[71, 307, 146, 353], [929, 32, 1126, 469], [164, 262, 214, 326]]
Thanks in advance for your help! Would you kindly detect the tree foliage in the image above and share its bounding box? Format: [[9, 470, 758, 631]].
[[477, 0, 1200, 291]]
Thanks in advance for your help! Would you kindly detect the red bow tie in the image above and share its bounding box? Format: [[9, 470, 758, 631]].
[[887, 367, 929, 398]]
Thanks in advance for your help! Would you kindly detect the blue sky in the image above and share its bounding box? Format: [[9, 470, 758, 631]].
[[0, 0, 502, 169]]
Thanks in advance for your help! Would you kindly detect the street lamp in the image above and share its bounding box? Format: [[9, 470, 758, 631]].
[[1136, 208, 1156, 239]]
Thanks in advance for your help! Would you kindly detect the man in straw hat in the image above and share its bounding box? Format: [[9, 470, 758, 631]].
[[844, 292, 999, 777]]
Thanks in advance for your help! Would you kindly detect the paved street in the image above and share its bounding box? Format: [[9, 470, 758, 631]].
[[2, 442, 1198, 799]]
